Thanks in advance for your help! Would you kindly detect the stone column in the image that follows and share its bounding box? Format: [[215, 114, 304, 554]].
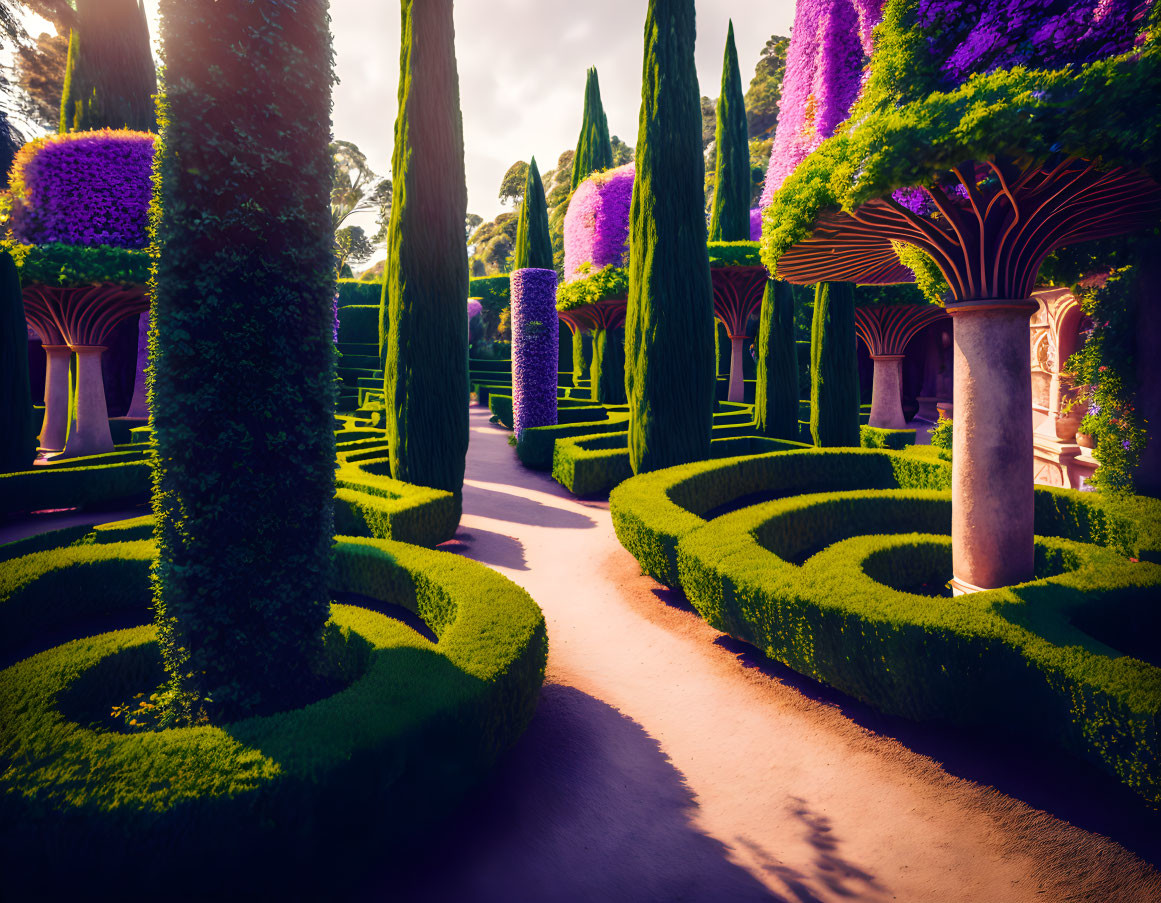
[[60, 345, 114, 458], [947, 300, 1037, 594], [868, 354, 907, 429], [125, 310, 151, 418], [727, 334, 746, 402], [39, 345, 73, 451]]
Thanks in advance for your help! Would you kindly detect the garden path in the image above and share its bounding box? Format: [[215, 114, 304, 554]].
[[376, 405, 1161, 903]]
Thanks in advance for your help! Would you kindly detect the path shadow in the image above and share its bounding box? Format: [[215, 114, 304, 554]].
[[462, 482, 595, 530], [366, 683, 786, 903], [439, 527, 529, 571], [712, 633, 1161, 867]]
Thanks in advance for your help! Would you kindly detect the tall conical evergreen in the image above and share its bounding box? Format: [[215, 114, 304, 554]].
[[708, 20, 750, 241], [571, 67, 614, 190], [754, 278, 799, 440], [809, 281, 860, 447], [513, 156, 553, 270], [151, 0, 335, 719], [60, 0, 157, 133], [625, 0, 715, 473], [572, 328, 591, 385], [382, 0, 469, 506], [591, 327, 627, 405], [0, 251, 36, 473]]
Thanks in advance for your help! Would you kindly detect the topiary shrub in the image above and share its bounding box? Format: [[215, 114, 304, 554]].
[[809, 281, 860, 447]]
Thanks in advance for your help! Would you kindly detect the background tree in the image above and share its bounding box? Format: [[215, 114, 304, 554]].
[[625, 0, 715, 474], [708, 21, 750, 241], [0, 249, 35, 472], [744, 34, 789, 139], [513, 155, 552, 270], [331, 139, 391, 233], [151, 0, 336, 719], [60, 0, 156, 133], [610, 135, 634, 167], [382, 0, 469, 506], [809, 281, 859, 447], [17, 31, 69, 129], [753, 278, 799, 440], [335, 225, 374, 277], [468, 211, 517, 275], [465, 212, 483, 241], [571, 67, 613, 189], [498, 159, 528, 207]]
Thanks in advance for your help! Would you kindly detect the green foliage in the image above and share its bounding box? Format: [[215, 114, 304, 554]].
[[330, 139, 391, 241], [2, 240, 150, 286], [0, 536, 547, 895], [513, 156, 553, 270], [498, 159, 529, 208], [150, 0, 337, 720], [570, 327, 592, 385], [706, 240, 761, 268], [809, 282, 860, 447], [516, 410, 628, 469], [754, 279, 798, 440], [59, 0, 156, 134], [469, 274, 511, 307], [625, 0, 715, 474], [708, 21, 751, 242], [929, 412, 953, 460], [744, 34, 789, 139], [334, 225, 374, 277], [336, 278, 382, 306], [0, 454, 150, 516], [590, 326, 626, 405], [556, 263, 628, 310], [337, 304, 377, 344], [572, 67, 614, 191], [383, 0, 470, 508], [468, 210, 517, 276], [0, 251, 34, 472], [860, 425, 917, 450]]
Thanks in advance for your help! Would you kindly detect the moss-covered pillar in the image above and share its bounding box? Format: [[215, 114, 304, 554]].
[[511, 268, 559, 438], [868, 354, 906, 429], [947, 299, 1036, 594], [61, 344, 113, 457], [39, 345, 73, 451]]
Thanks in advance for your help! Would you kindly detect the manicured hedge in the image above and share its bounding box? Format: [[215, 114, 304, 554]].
[[0, 457, 151, 516], [674, 493, 1161, 804], [516, 411, 631, 468], [337, 303, 380, 344], [860, 425, 917, 450], [0, 535, 547, 896], [336, 278, 383, 308]]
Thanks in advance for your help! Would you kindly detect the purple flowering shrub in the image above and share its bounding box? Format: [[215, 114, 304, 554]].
[[761, 0, 885, 205], [8, 130, 155, 249], [563, 163, 635, 282], [510, 268, 559, 437], [749, 208, 762, 241], [916, 0, 1151, 86], [468, 299, 483, 345]]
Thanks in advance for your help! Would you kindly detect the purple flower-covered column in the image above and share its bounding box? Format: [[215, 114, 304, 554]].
[[510, 268, 559, 438]]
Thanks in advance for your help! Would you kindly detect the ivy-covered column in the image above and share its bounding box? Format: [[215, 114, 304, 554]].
[[510, 268, 559, 438], [151, 0, 336, 719]]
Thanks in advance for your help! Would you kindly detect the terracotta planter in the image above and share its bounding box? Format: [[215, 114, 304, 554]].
[[1076, 431, 1095, 449]]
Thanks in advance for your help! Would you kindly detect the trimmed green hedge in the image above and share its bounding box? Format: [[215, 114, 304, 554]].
[[860, 425, 917, 450], [0, 457, 151, 516], [337, 303, 380, 344], [674, 494, 1161, 804], [0, 535, 547, 895], [516, 411, 631, 468], [337, 279, 383, 308], [488, 393, 514, 430]]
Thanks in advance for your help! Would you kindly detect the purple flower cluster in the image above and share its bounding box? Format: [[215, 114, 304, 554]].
[[467, 298, 483, 345], [761, 0, 885, 205], [749, 207, 762, 240], [563, 163, 635, 283], [916, 0, 1150, 85], [510, 267, 560, 438], [9, 130, 155, 249]]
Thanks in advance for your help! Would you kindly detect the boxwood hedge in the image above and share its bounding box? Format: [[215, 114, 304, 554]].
[[0, 535, 547, 895]]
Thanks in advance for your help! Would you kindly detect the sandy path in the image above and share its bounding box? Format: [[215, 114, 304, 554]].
[[371, 407, 1161, 902]]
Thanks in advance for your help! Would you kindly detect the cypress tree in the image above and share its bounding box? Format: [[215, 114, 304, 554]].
[[625, 0, 715, 473], [60, 0, 157, 133], [571, 67, 614, 190], [382, 0, 469, 505], [572, 328, 591, 385], [152, 0, 336, 719], [0, 251, 36, 473], [754, 278, 799, 440], [809, 281, 860, 447], [513, 156, 553, 270], [591, 327, 627, 405], [708, 20, 750, 241]]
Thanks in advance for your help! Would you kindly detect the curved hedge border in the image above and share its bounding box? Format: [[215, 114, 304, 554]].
[[610, 447, 1161, 804], [0, 535, 547, 895]]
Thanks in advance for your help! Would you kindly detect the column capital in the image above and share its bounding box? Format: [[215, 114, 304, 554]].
[[945, 298, 1038, 318]]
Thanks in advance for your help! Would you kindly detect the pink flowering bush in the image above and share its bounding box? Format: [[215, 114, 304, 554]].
[[761, 0, 885, 204], [8, 130, 155, 249], [510, 268, 559, 437], [563, 163, 634, 283]]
